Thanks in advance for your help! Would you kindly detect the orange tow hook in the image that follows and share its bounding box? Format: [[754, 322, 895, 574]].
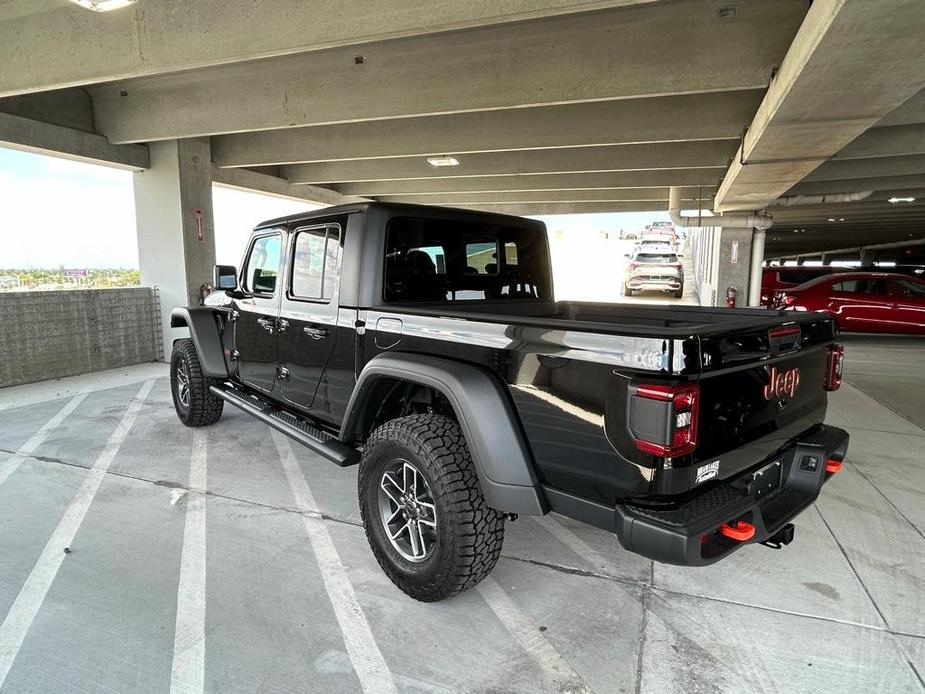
[[825, 459, 843, 474], [719, 520, 755, 542]]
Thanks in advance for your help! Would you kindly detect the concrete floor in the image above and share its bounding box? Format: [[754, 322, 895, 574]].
[[0, 335, 923, 693]]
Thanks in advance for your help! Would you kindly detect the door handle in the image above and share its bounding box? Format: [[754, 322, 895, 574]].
[[277, 318, 290, 333], [303, 325, 330, 340], [257, 317, 276, 334]]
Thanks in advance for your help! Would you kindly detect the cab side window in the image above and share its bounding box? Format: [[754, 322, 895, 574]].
[[244, 233, 282, 295], [291, 225, 341, 301]]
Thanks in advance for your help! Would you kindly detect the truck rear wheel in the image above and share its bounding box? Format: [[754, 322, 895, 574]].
[[358, 414, 504, 601], [170, 339, 224, 427]]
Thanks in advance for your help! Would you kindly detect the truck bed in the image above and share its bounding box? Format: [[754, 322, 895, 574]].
[[380, 299, 821, 339]]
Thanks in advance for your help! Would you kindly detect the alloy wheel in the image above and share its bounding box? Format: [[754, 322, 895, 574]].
[[377, 459, 438, 562]]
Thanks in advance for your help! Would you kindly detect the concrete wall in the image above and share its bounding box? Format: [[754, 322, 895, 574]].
[[687, 226, 721, 306], [0, 288, 161, 388]]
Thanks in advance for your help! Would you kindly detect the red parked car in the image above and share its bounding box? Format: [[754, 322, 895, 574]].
[[761, 267, 839, 305], [761, 265, 925, 305], [772, 272, 925, 334]]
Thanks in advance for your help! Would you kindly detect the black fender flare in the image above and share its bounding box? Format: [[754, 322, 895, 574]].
[[170, 306, 229, 378], [341, 352, 547, 515]]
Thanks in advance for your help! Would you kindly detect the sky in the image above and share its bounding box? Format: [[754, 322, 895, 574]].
[[0, 146, 671, 269]]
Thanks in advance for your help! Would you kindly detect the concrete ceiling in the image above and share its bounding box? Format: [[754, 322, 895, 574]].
[[1, 0, 924, 258]]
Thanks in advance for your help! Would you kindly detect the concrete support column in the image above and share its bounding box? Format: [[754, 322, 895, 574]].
[[133, 138, 215, 358], [709, 227, 753, 308], [746, 228, 765, 307]]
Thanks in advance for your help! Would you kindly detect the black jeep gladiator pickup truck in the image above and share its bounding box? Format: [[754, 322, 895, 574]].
[[170, 202, 849, 601]]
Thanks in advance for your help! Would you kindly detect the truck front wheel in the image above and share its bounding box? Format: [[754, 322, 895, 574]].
[[358, 414, 504, 601], [170, 339, 224, 427]]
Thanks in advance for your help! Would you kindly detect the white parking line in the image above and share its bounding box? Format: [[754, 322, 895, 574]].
[[170, 430, 208, 694], [0, 393, 87, 487], [0, 379, 154, 688], [477, 576, 591, 694], [271, 431, 398, 694]]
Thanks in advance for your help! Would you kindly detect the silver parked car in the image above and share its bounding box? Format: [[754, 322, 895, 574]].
[[624, 246, 684, 298]]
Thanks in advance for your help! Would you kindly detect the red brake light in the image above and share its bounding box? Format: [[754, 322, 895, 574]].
[[631, 383, 700, 457], [825, 343, 844, 391], [782, 295, 796, 306]]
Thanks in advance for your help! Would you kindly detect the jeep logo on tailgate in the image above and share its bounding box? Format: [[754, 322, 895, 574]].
[[763, 366, 801, 400]]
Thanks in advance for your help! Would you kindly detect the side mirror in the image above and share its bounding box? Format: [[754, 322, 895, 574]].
[[214, 264, 238, 291]]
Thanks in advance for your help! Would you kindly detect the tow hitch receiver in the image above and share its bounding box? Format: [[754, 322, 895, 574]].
[[719, 520, 755, 542], [761, 523, 795, 550]]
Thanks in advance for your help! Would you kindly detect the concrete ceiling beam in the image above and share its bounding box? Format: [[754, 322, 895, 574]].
[[0, 0, 662, 98], [788, 174, 925, 196], [331, 170, 723, 197], [0, 111, 148, 171], [91, 0, 806, 143], [211, 91, 762, 167], [282, 140, 736, 184], [211, 167, 366, 206], [805, 155, 925, 182], [439, 202, 671, 215], [877, 87, 925, 128], [836, 124, 925, 160], [375, 189, 708, 205], [714, 0, 925, 212]]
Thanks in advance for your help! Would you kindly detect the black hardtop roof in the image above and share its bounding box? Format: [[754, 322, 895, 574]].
[[253, 201, 544, 232]]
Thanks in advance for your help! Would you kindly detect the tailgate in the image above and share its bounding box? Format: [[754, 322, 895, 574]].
[[691, 316, 835, 485]]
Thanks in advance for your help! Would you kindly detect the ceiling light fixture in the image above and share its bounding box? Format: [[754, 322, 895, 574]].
[[888, 196, 916, 204], [68, 0, 136, 11], [426, 156, 460, 167]]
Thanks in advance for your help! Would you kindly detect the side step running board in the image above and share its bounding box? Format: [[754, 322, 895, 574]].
[[210, 385, 359, 467]]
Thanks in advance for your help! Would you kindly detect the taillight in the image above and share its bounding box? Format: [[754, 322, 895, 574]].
[[825, 343, 844, 391], [629, 383, 700, 457], [782, 295, 796, 306]]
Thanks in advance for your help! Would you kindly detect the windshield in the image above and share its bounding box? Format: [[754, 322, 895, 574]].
[[635, 253, 678, 264]]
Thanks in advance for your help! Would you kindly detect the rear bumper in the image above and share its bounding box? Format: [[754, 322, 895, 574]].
[[613, 424, 848, 566], [626, 277, 682, 291]]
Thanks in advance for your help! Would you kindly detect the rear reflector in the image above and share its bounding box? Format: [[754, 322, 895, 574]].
[[825, 459, 843, 474], [719, 520, 755, 542], [631, 383, 700, 457], [825, 343, 845, 391]]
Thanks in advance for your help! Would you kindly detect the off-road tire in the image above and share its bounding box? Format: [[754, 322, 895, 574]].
[[170, 338, 224, 427], [624, 286, 633, 297], [673, 288, 684, 299], [358, 414, 504, 601]]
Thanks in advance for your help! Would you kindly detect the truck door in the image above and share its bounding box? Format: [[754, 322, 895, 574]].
[[277, 222, 347, 422], [233, 230, 283, 393]]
